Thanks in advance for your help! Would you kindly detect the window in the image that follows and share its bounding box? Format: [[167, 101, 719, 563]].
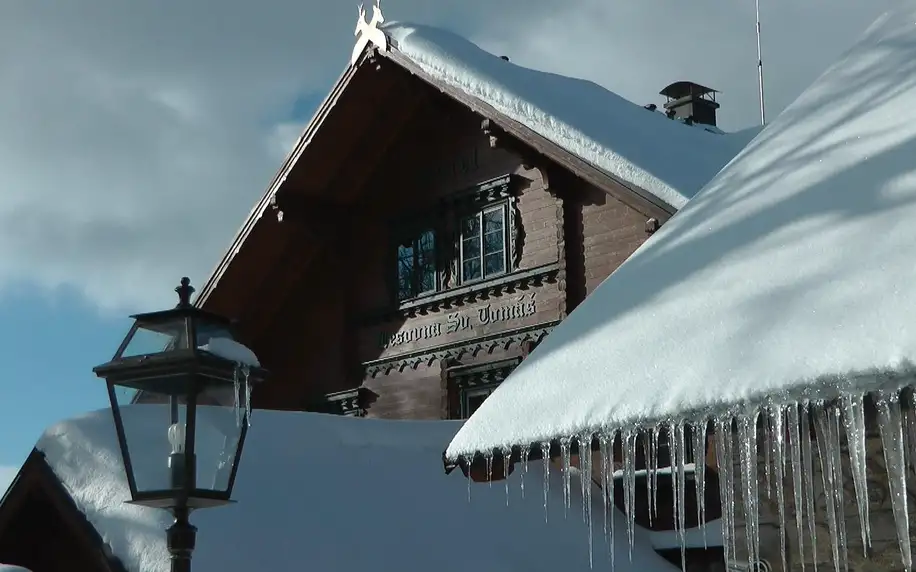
[[392, 175, 518, 303], [446, 357, 521, 420], [460, 204, 508, 283], [460, 385, 499, 418], [397, 229, 437, 301]]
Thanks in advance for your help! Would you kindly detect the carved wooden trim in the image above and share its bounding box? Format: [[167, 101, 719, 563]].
[[313, 387, 369, 417], [363, 321, 559, 378], [481, 118, 536, 169], [552, 176, 569, 319], [364, 263, 560, 323], [444, 357, 523, 419]]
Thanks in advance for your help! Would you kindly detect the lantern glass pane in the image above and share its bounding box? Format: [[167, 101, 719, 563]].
[[194, 397, 246, 494], [120, 319, 189, 358], [118, 388, 192, 494]]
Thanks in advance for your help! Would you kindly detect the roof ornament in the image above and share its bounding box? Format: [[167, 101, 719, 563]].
[[351, 0, 388, 66]]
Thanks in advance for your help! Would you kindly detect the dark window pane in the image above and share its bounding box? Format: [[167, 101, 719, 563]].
[[483, 230, 504, 255], [463, 387, 497, 418], [417, 230, 437, 294], [461, 214, 481, 239], [397, 244, 415, 300], [462, 257, 481, 282], [396, 229, 438, 301], [462, 236, 480, 260], [484, 252, 505, 276], [483, 208, 504, 234]]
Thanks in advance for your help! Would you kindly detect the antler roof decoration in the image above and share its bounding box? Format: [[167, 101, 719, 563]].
[[352, 0, 388, 65]]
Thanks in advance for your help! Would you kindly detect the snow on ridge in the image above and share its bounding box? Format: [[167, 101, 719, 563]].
[[383, 22, 756, 210], [37, 407, 681, 572], [445, 3, 916, 459]]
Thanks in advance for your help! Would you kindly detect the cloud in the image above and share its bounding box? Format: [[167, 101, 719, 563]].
[[0, 466, 18, 496], [0, 0, 897, 313]]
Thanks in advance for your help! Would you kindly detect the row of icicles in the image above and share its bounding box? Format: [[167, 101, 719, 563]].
[[461, 388, 916, 571]]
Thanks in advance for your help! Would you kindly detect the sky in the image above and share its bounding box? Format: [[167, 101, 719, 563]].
[[0, 0, 898, 493]]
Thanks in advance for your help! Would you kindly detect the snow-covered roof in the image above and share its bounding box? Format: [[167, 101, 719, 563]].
[[37, 407, 684, 572], [445, 5, 916, 458], [381, 23, 757, 210]]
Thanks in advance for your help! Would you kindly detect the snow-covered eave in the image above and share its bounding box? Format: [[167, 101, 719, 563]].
[[194, 60, 363, 309], [376, 45, 678, 220], [444, 366, 916, 469]]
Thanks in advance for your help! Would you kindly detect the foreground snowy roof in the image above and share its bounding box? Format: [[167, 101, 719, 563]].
[[37, 407, 682, 572], [380, 23, 756, 210], [446, 5, 916, 459]]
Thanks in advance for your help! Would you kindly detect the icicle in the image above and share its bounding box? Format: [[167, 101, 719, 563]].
[[502, 447, 511, 506], [541, 441, 551, 524], [465, 455, 472, 502], [672, 422, 687, 572], [579, 434, 594, 569], [233, 365, 242, 427], [813, 403, 842, 572], [650, 425, 659, 522], [520, 445, 529, 500], [738, 412, 760, 572], [787, 404, 808, 571], [715, 418, 736, 570], [827, 404, 848, 569], [840, 393, 871, 554], [904, 391, 916, 477], [599, 432, 616, 569], [691, 420, 708, 548], [485, 453, 494, 489], [560, 437, 572, 518], [763, 410, 773, 500], [875, 389, 912, 570], [243, 365, 252, 426], [768, 404, 788, 572], [622, 428, 637, 560], [579, 435, 589, 525], [800, 402, 819, 572], [641, 431, 654, 528]]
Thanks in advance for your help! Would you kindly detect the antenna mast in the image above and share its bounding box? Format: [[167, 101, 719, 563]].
[[755, 0, 767, 125]]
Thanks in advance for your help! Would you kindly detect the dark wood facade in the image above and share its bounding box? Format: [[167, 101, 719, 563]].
[[209, 54, 670, 421]]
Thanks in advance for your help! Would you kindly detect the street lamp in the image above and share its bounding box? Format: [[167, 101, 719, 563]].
[[93, 277, 268, 572]]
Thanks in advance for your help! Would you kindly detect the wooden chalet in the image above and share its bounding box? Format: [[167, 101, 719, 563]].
[[0, 12, 754, 572], [189, 22, 748, 422]]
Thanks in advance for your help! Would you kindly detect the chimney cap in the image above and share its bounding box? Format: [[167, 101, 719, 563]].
[[659, 81, 719, 100]]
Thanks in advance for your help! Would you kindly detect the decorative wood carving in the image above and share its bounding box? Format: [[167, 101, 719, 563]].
[[480, 118, 536, 169], [363, 322, 558, 378], [351, 0, 388, 66], [646, 217, 661, 235], [314, 387, 369, 417], [364, 263, 559, 323]]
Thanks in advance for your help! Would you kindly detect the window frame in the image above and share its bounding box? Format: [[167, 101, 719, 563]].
[[458, 201, 510, 286]]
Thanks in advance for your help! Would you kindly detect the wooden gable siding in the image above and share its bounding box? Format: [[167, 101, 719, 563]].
[[348, 100, 565, 419], [560, 171, 661, 313]]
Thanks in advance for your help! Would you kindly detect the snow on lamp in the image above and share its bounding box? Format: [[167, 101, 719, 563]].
[[92, 277, 268, 572]]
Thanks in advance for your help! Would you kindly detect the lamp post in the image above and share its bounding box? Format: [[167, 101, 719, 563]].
[[93, 277, 268, 572]]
